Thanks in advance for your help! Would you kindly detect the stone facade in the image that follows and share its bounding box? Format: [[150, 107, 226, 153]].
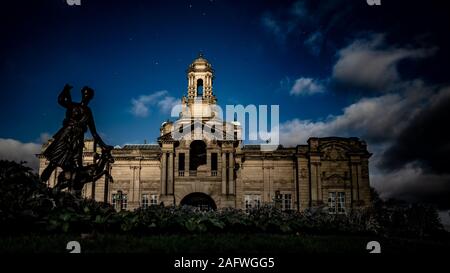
[[38, 55, 372, 213]]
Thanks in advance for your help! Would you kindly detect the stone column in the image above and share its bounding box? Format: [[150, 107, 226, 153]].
[[263, 160, 270, 202], [222, 152, 227, 194], [167, 152, 174, 195], [130, 166, 135, 201], [132, 166, 141, 209], [298, 157, 310, 209], [356, 164, 362, 201], [207, 151, 211, 175], [228, 152, 234, 195], [161, 153, 167, 195], [350, 161, 361, 204], [310, 160, 321, 205], [136, 166, 140, 203], [317, 164, 322, 202], [185, 149, 190, 176]]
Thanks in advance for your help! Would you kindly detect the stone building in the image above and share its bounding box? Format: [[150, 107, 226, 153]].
[[38, 54, 372, 213]]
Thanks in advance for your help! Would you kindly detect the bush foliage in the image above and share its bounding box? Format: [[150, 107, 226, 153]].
[[0, 160, 446, 237]]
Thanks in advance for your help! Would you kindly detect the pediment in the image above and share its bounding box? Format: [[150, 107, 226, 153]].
[[320, 143, 348, 161]]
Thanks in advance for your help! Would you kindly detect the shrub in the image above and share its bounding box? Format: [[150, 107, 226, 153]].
[[0, 160, 446, 238]]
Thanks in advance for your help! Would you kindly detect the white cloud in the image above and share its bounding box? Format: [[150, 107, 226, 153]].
[[280, 81, 450, 207], [281, 84, 429, 146], [332, 34, 436, 90], [157, 96, 179, 113], [290, 77, 325, 96], [371, 163, 450, 205], [0, 138, 41, 171], [130, 90, 178, 117], [39, 132, 51, 143]]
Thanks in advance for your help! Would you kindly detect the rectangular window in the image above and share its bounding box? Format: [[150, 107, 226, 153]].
[[112, 193, 128, 211], [328, 192, 345, 214], [122, 194, 128, 210], [328, 192, 336, 214], [112, 193, 116, 208], [245, 195, 252, 212], [178, 153, 185, 171], [211, 153, 218, 171], [150, 194, 158, 206], [141, 194, 149, 208], [282, 194, 292, 211], [244, 194, 261, 213], [254, 195, 261, 209]]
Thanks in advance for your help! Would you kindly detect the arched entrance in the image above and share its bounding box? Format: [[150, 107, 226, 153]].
[[180, 192, 217, 210]]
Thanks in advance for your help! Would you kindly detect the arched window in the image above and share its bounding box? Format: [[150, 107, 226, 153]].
[[197, 79, 203, 97], [189, 140, 206, 170]]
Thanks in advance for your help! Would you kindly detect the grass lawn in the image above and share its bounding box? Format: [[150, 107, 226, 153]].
[[0, 233, 449, 254]]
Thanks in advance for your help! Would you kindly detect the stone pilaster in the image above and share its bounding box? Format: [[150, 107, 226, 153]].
[[309, 156, 321, 205], [167, 152, 174, 195], [130, 166, 141, 209], [221, 152, 227, 194], [263, 159, 272, 203], [160, 152, 167, 195], [228, 152, 234, 195], [350, 156, 362, 206]]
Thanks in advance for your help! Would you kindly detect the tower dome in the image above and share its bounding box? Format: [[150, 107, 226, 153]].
[[188, 53, 213, 73], [186, 53, 215, 101]]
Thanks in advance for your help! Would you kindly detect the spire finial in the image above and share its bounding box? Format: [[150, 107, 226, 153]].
[[198, 51, 204, 58]]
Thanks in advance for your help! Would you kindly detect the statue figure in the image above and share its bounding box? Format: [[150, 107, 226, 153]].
[[54, 147, 114, 197], [41, 84, 113, 195]]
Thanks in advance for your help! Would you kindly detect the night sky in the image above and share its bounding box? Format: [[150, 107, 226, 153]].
[[1, 0, 450, 209]]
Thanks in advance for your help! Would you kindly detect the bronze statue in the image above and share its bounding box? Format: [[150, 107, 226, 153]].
[[41, 84, 113, 196], [54, 147, 114, 196]]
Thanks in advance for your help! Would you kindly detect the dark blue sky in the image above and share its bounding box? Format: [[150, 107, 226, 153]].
[[2, 0, 450, 207], [1, 0, 446, 146], [2, 0, 334, 145]]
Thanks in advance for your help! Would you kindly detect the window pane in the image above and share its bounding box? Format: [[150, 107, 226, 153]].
[[142, 194, 149, 208], [122, 194, 128, 210], [254, 195, 261, 209], [282, 194, 292, 211], [328, 192, 336, 214], [337, 192, 345, 214], [151, 194, 158, 205]]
